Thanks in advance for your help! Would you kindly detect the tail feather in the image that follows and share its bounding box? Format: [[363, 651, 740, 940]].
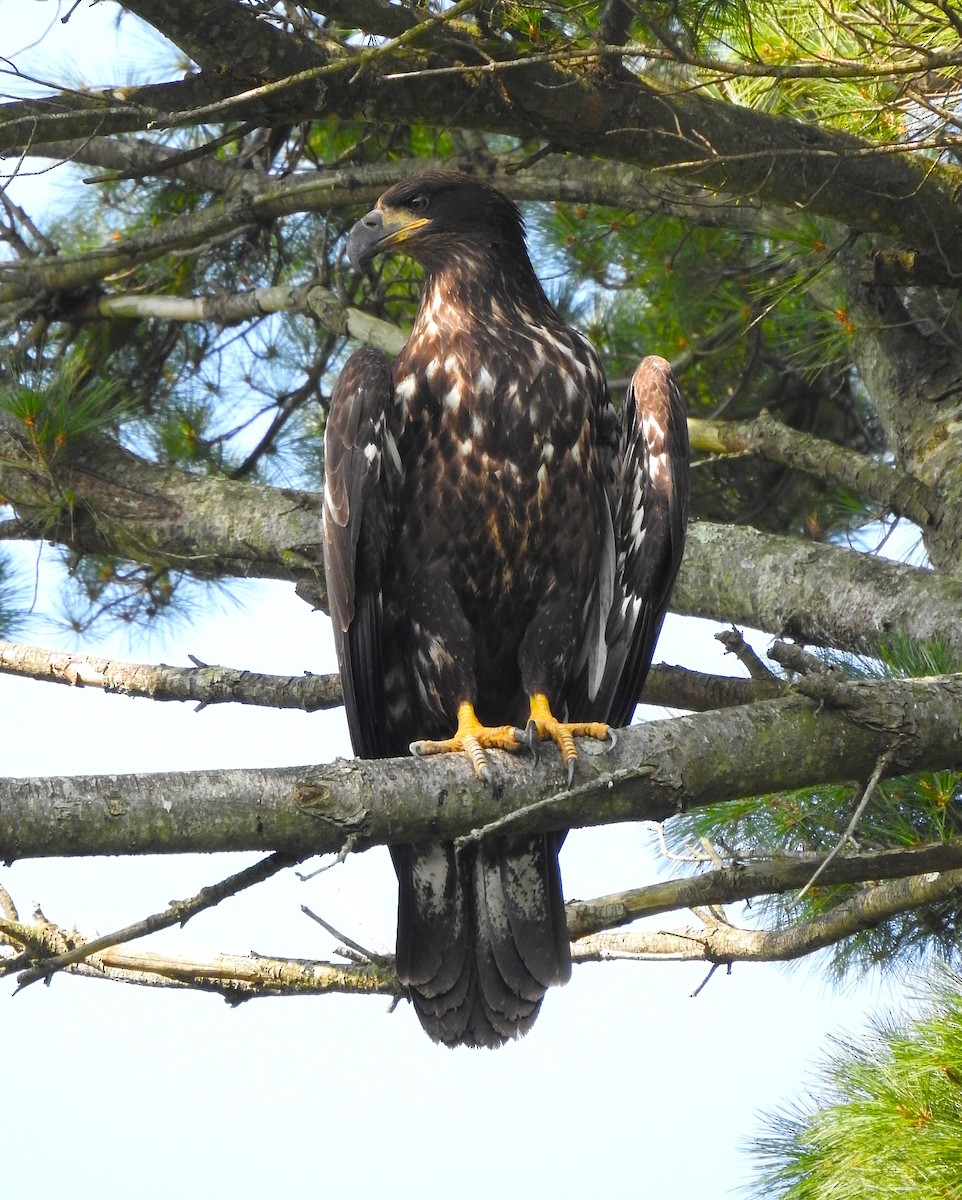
[[391, 842, 468, 994], [393, 835, 571, 1048], [495, 833, 571, 989]]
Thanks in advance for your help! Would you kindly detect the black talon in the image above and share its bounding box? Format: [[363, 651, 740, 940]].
[[566, 757, 577, 788], [605, 728, 618, 752], [523, 718, 541, 765], [482, 767, 504, 798]]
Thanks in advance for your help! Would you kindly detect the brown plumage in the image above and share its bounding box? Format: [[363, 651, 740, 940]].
[[323, 171, 689, 1046]]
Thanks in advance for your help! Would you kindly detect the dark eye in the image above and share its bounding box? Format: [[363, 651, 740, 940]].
[[409, 194, 429, 212]]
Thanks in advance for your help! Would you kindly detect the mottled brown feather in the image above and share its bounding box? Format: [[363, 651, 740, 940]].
[[322, 172, 689, 1047]]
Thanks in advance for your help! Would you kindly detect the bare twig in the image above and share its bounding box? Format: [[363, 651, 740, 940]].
[[791, 746, 899, 905], [300, 904, 392, 967], [716, 627, 779, 682], [452, 765, 653, 850], [11, 852, 303, 989], [690, 962, 726, 997]]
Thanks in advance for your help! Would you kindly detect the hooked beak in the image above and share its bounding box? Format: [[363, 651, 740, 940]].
[[346, 205, 431, 268]]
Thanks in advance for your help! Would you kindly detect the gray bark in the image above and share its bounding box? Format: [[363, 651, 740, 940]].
[[3, 671, 961, 859]]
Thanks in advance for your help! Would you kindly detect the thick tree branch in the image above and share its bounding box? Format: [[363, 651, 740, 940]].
[[2, 672, 962, 860], [6, 399, 962, 662], [847, 279, 962, 575], [689, 412, 943, 530], [305, 0, 420, 38], [5, 394, 960, 658], [0, 415, 323, 582], [676, 523, 962, 660], [5, 4, 962, 269]]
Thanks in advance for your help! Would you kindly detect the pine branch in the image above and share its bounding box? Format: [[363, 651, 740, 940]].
[[91, 946, 399, 1000], [4, 851, 302, 988], [8, 853, 962, 1005], [0, 634, 788, 726], [0, 413, 323, 583], [0, 153, 755, 308], [86, 285, 407, 355], [847, 279, 962, 577], [566, 841, 962, 938], [0, 636, 769, 715], [302, 0, 420, 38], [571, 868, 962, 965], [689, 411, 943, 529], [8, 843, 962, 1005], [3, 672, 962, 860], [5, 7, 962, 270], [0, 640, 342, 711], [6, 381, 960, 659], [676, 523, 962, 661], [641, 663, 785, 710], [5, 408, 962, 662]]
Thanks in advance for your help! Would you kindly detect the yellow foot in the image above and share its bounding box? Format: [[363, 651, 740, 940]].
[[523, 693, 614, 786], [410, 702, 523, 787]]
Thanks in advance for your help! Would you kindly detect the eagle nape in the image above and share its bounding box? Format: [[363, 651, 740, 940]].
[[323, 170, 690, 1047]]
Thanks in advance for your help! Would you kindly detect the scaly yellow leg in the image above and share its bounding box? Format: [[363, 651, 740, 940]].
[[524, 692, 612, 785], [410, 701, 523, 786]]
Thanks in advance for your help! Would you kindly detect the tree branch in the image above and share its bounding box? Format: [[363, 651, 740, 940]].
[[0, 154, 755, 308], [0, 414, 323, 583], [8, 843, 962, 1003], [689, 412, 943, 530], [6, 851, 302, 988], [0, 640, 342, 710], [571, 868, 962, 965], [5, 393, 961, 660], [6, 4, 962, 270], [85, 284, 407, 356], [566, 841, 962, 937], [676, 523, 962, 660], [0, 636, 773, 715], [847, 279, 962, 576], [3, 672, 962, 860]]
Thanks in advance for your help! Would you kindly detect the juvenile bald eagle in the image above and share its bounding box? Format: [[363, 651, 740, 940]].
[[323, 171, 689, 1047]]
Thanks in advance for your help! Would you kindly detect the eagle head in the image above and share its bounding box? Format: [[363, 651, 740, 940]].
[[346, 171, 526, 271]]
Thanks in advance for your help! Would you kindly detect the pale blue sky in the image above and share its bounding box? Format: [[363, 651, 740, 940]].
[[1, 6, 907, 1197]]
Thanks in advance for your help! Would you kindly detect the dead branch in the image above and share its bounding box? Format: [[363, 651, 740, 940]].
[[0, 639, 341, 711]]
